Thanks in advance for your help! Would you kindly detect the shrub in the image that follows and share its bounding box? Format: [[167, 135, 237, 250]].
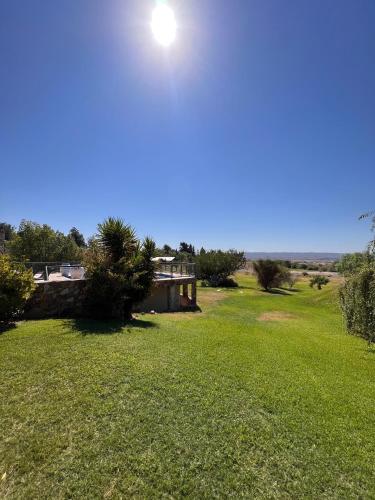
[[340, 265, 375, 344], [309, 275, 330, 290], [196, 250, 246, 287], [0, 255, 36, 324], [337, 252, 374, 277], [84, 218, 155, 320], [253, 260, 287, 291]]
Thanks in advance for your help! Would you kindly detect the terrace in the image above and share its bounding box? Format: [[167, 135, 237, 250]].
[[25, 259, 197, 318]]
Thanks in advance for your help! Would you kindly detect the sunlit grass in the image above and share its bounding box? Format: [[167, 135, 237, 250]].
[[1, 276, 374, 498]]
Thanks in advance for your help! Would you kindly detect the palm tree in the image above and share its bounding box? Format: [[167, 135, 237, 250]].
[[97, 217, 138, 262], [85, 218, 155, 320]]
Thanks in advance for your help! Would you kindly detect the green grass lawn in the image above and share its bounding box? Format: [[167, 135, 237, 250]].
[[1, 275, 375, 498]]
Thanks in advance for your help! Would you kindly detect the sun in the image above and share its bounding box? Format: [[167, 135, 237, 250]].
[[151, 4, 177, 47]]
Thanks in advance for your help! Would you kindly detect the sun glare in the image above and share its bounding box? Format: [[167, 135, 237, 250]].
[[151, 4, 177, 47]]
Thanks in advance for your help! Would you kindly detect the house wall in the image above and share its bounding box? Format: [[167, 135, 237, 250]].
[[135, 283, 181, 313]]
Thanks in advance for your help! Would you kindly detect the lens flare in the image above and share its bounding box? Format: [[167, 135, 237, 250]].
[[151, 4, 177, 47]]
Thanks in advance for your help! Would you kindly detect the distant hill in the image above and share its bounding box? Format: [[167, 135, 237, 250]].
[[245, 252, 343, 262]]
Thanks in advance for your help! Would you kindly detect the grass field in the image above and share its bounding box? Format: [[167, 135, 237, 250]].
[[1, 275, 375, 498]]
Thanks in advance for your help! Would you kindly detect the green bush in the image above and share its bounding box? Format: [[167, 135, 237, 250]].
[[0, 255, 36, 323], [309, 275, 330, 290], [340, 265, 375, 344], [196, 250, 246, 287]]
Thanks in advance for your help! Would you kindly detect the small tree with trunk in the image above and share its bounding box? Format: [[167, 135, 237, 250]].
[[253, 260, 287, 291], [309, 275, 330, 290]]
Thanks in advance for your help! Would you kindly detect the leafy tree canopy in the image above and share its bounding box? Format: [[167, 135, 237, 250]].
[[0, 222, 16, 241], [8, 220, 82, 262], [309, 275, 330, 290], [179, 242, 195, 255], [69, 227, 86, 248], [196, 249, 246, 287], [253, 260, 291, 291]]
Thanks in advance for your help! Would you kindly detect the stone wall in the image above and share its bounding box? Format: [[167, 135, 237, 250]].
[[24, 277, 197, 319], [24, 280, 88, 319]]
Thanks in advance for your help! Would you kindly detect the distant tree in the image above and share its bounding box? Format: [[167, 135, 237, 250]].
[[69, 227, 86, 248], [309, 275, 330, 290], [179, 242, 195, 255], [8, 220, 82, 262], [253, 260, 287, 291], [162, 244, 174, 255], [275, 260, 292, 269], [0, 222, 16, 241], [199, 247, 206, 255], [196, 250, 246, 287]]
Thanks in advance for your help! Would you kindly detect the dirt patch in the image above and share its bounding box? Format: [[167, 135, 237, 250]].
[[156, 289, 231, 321], [257, 311, 298, 322], [198, 289, 231, 308]]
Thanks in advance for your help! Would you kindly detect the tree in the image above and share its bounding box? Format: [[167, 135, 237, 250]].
[[309, 275, 330, 290], [340, 265, 375, 344], [0, 254, 35, 325], [179, 242, 195, 255], [196, 250, 246, 287], [84, 217, 156, 320], [0, 222, 16, 241], [253, 260, 287, 291], [8, 220, 82, 262], [162, 244, 177, 256], [69, 227, 86, 248]]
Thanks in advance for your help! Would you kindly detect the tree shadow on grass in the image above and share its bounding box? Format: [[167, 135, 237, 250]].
[[279, 287, 302, 293], [260, 289, 292, 296], [0, 322, 17, 335], [66, 318, 157, 336]]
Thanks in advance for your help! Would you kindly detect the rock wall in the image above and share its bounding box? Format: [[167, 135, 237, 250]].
[[24, 277, 196, 319], [24, 280, 88, 319]]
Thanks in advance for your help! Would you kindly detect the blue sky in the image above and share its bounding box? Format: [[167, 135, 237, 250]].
[[1, 0, 374, 252]]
